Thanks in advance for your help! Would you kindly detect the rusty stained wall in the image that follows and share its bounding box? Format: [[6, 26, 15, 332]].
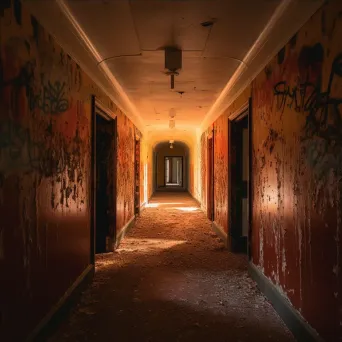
[[251, 1, 342, 340], [116, 112, 135, 231], [213, 87, 251, 233], [0, 2, 136, 340]]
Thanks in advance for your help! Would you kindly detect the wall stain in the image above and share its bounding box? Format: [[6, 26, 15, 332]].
[[0, 2, 137, 340], [251, 3, 342, 340]]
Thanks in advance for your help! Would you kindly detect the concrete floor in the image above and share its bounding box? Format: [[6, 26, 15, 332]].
[[49, 192, 294, 342]]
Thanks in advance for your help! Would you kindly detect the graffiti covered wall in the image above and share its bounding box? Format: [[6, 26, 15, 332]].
[[0, 2, 136, 340], [251, 1, 342, 340]]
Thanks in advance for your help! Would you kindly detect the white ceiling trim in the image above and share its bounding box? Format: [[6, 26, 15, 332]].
[[200, 0, 324, 132], [55, 0, 146, 135]]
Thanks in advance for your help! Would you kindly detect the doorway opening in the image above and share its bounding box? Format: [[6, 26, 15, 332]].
[[153, 141, 189, 193], [91, 97, 117, 259], [164, 156, 183, 187], [229, 108, 250, 254], [134, 137, 141, 215], [207, 136, 214, 221]]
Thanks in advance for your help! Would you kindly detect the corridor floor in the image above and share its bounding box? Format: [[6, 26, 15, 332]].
[[49, 193, 294, 342]]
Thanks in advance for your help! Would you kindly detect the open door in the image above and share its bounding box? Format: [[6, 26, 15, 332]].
[[229, 109, 249, 253], [91, 97, 117, 260], [207, 135, 214, 221]]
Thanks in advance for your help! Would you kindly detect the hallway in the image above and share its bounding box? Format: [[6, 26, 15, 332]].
[[1, 1, 341, 340], [49, 193, 293, 342]]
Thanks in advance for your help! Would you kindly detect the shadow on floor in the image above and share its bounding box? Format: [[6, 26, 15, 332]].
[[47, 192, 294, 342]]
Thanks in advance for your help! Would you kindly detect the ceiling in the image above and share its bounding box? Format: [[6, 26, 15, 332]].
[[24, 0, 323, 137], [64, 0, 279, 129]]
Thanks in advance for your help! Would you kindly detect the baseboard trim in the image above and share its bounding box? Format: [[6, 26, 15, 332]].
[[28, 264, 94, 342], [140, 202, 146, 212], [248, 263, 323, 342], [212, 221, 228, 248], [115, 215, 136, 248], [188, 192, 201, 208]]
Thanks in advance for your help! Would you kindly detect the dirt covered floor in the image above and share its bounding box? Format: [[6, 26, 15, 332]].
[[49, 192, 294, 342]]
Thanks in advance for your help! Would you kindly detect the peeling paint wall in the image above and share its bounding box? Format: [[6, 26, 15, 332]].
[[251, 2, 342, 340], [213, 87, 251, 233], [0, 2, 136, 340], [116, 112, 135, 232], [201, 1, 342, 339]]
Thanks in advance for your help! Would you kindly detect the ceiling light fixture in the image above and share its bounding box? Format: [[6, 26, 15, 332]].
[[164, 47, 182, 89]]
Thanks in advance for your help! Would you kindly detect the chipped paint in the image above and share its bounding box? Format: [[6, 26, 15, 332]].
[[252, 2, 342, 340], [201, 1, 342, 340], [0, 2, 138, 341]]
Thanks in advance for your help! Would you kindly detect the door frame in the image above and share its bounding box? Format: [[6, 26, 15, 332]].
[[90, 96, 117, 263], [228, 99, 252, 257], [207, 130, 214, 221], [163, 156, 184, 187]]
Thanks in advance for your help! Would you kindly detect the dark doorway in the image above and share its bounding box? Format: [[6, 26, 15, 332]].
[[207, 136, 214, 221], [229, 110, 249, 254], [134, 138, 141, 215], [91, 98, 117, 257], [164, 156, 183, 187]]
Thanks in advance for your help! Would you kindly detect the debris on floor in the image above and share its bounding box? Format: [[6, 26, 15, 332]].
[[48, 192, 294, 342]]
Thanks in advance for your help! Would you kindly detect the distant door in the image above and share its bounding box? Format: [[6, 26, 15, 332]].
[[164, 156, 183, 187], [207, 136, 214, 221], [229, 111, 249, 253]]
